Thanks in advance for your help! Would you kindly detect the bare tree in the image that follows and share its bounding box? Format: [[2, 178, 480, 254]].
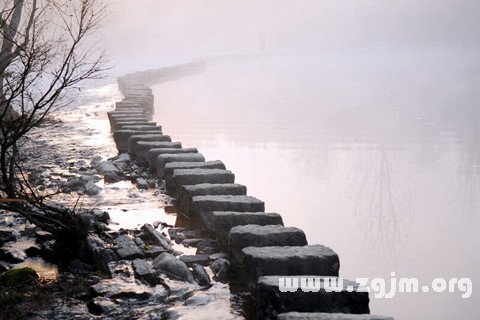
[[0, 0, 107, 245]]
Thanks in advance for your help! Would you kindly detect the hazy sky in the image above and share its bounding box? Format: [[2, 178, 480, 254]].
[[100, 0, 480, 76]]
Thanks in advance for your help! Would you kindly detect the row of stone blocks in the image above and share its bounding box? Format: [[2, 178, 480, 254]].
[[109, 79, 394, 319]]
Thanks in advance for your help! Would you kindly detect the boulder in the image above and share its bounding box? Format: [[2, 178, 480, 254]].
[[148, 148, 198, 171], [190, 195, 265, 229], [107, 260, 133, 280], [255, 276, 370, 319], [209, 258, 229, 283], [113, 235, 144, 260], [112, 153, 131, 167], [140, 224, 174, 252], [179, 254, 210, 267], [241, 245, 340, 289], [145, 246, 168, 259], [153, 252, 195, 283], [96, 161, 123, 183], [211, 212, 284, 248], [84, 235, 117, 273], [136, 178, 149, 190], [277, 313, 394, 320], [229, 225, 307, 267], [192, 264, 211, 287], [156, 153, 206, 179], [85, 180, 102, 195], [132, 259, 157, 286], [164, 161, 226, 188], [181, 238, 204, 247]]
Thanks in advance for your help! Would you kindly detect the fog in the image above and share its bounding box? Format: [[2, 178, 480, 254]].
[[96, 2, 480, 319], [102, 0, 480, 76]]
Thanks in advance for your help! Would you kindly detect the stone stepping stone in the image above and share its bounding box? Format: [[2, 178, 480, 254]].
[[210, 211, 283, 248], [113, 121, 156, 132], [108, 114, 146, 126], [116, 99, 151, 107], [241, 245, 339, 289], [127, 134, 178, 154], [229, 224, 307, 267], [165, 160, 226, 188], [110, 111, 147, 122], [255, 276, 369, 319], [156, 153, 206, 178], [115, 107, 151, 116], [277, 313, 394, 320], [190, 195, 265, 228], [172, 169, 235, 192], [108, 110, 144, 119], [180, 183, 247, 199], [114, 129, 165, 152], [148, 148, 198, 171], [131, 140, 186, 165], [120, 125, 162, 132], [178, 183, 247, 212], [109, 111, 146, 117]]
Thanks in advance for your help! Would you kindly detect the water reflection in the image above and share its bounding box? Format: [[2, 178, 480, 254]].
[[152, 51, 479, 319]]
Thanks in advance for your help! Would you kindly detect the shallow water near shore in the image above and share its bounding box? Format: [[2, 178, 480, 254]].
[[152, 50, 480, 319]]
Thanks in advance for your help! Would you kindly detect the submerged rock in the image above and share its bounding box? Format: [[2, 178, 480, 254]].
[[136, 178, 149, 190], [90, 278, 159, 300], [153, 252, 195, 283], [210, 258, 229, 283], [0, 230, 16, 245], [85, 180, 102, 195], [88, 297, 118, 315], [96, 161, 123, 183], [191, 264, 211, 288], [184, 292, 216, 306]]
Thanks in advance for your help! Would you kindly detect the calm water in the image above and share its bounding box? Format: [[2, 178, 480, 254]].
[[152, 49, 480, 319]]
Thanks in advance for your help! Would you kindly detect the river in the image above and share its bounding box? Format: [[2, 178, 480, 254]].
[[150, 49, 479, 319]]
